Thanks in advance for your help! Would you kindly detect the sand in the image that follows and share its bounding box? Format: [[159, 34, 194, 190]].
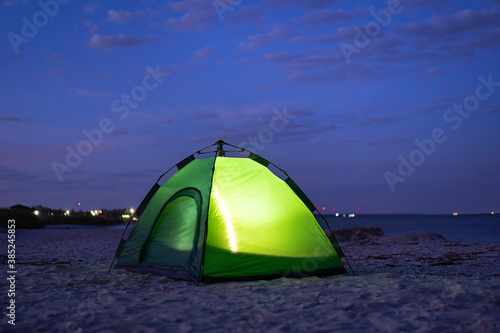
[[1, 225, 499, 332]]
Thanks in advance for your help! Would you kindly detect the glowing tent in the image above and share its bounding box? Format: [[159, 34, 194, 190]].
[[111, 141, 347, 282]]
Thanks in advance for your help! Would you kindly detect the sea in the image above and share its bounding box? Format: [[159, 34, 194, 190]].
[[316, 214, 500, 243]]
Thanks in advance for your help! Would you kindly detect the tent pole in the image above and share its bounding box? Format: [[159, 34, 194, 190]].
[[317, 210, 356, 276], [344, 256, 356, 276], [107, 214, 135, 272], [216, 140, 226, 156]]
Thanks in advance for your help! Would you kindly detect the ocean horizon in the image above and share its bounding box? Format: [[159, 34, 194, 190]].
[[317, 213, 500, 243]]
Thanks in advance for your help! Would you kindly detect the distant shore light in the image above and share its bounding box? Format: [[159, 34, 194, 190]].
[[452, 212, 458, 216], [34, 210, 39, 216]]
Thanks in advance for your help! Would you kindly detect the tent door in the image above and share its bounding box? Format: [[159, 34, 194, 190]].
[[139, 188, 202, 270]]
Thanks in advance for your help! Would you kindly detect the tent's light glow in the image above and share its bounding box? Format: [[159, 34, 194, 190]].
[[213, 187, 237, 253]]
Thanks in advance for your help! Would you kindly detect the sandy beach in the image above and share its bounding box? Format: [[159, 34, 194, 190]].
[[1, 225, 499, 332]]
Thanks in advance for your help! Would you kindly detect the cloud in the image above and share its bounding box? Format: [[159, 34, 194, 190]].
[[395, 9, 500, 39], [107, 9, 153, 24], [386, 9, 500, 59], [226, 5, 263, 26], [399, 0, 451, 12], [478, 107, 500, 115], [301, 6, 373, 25], [293, 24, 366, 44], [84, 2, 98, 14], [263, 50, 344, 69], [161, 116, 172, 124], [240, 106, 341, 143], [109, 128, 128, 136], [40, 68, 65, 79], [0, 166, 36, 183], [194, 46, 214, 61], [3, 0, 20, 7], [161, 0, 216, 32], [88, 34, 158, 50], [285, 71, 331, 84], [364, 138, 410, 147], [0, 116, 21, 122], [361, 115, 402, 126], [408, 103, 450, 115], [108, 10, 133, 23], [423, 67, 444, 76], [238, 27, 297, 51], [282, 62, 397, 84], [294, 29, 405, 62], [189, 110, 218, 119], [0, 142, 69, 169], [91, 74, 110, 80], [186, 104, 342, 145], [45, 54, 63, 62], [69, 88, 110, 98], [440, 28, 500, 58], [82, 19, 98, 33], [8, 54, 25, 61], [293, 8, 500, 63], [236, 58, 257, 65], [183, 46, 215, 69], [141, 64, 173, 78], [265, 0, 337, 10]]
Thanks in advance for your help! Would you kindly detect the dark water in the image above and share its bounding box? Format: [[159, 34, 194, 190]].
[[316, 214, 500, 243]]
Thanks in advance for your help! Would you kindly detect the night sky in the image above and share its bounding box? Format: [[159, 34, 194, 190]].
[[1, 0, 499, 214]]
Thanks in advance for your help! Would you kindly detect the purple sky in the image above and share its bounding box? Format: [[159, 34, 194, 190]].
[[1, 0, 499, 214]]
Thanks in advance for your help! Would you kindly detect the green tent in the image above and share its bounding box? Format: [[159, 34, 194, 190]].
[[111, 141, 347, 282]]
